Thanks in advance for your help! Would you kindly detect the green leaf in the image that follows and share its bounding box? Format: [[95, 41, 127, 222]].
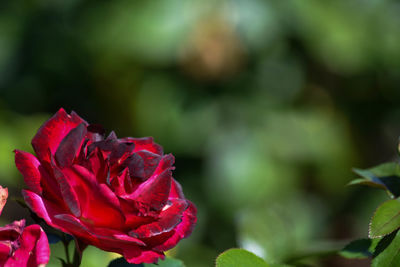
[[350, 163, 400, 197], [373, 230, 399, 258], [339, 239, 373, 259], [369, 198, 400, 238], [372, 230, 400, 267], [144, 257, 185, 267], [355, 163, 400, 178], [216, 248, 270, 267]]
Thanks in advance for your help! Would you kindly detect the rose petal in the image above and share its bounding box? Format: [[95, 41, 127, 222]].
[[123, 249, 164, 264], [14, 151, 42, 195], [53, 214, 145, 249], [130, 199, 188, 238], [55, 123, 87, 168], [49, 156, 81, 217], [136, 151, 161, 180], [22, 190, 69, 233], [152, 154, 174, 177], [130, 169, 172, 212], [153, 201, 197, 251], [32, 108, 86, 163], [0, 241, 11, 262], [0, 220, 25, 241], [123, 137, 163, 155], [111, 168, 133, 197], [169, 179, 184, 199], [0, 186, 8, 215], [19, 225, 50, 267], [62, 165, 125, 228]]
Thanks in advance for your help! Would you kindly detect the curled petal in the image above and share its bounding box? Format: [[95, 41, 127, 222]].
[[55, 123, 87, 168], [53, 214, 145, 250], [170, 179, 184, 199], [14, 225, 50, 267], [130, 199, 188, 238], [32, 108, 86, 163], [50, 157, 81, 217], [123, 249, 164, 265], [0, 220, 25, 241], [22, 190, 69, 233], [123, 137, 163, 155], [14, 151, 42, 195], [153, 201, 197, 252], [130, 169, 172, 213]]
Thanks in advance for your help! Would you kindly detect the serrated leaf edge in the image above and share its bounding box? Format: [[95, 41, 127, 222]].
[[369, 199, 400, 239]]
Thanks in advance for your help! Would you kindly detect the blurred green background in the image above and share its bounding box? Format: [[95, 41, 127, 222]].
[[1, 0, 399, 266]]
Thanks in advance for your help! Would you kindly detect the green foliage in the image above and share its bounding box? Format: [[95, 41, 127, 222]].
[[339, 239, 373, 259], [369, 199, 400, 238], [372, 231, 400, 267], [215, 249, 270, 267], [349, 163, 400, 197], [349, 160, 400, 262], [144, 258, 185, 267], [373, 230, 398, 258]]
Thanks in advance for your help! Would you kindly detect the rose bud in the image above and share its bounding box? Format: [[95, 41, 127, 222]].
[[15, 108, 197, 264], [0, 186, 50, 267]]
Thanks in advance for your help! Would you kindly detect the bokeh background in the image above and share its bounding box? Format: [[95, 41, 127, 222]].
[[1, 0, 399, 266]]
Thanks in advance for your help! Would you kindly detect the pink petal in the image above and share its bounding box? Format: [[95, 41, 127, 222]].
[[4, 224, 49, 267], [14, 150, 42, 195], [23, 225, 50, 267], [31, 108, 86, 163], [0, 186, 8, 215]]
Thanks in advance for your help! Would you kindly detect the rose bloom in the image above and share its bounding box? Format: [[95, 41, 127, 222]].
[[15, 109, 196, 264], [0, 186, 50, 267]]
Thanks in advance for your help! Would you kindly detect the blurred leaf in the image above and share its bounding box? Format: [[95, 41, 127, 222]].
[[107, 257, 143, 267], [339, 239, 372, 259], [373, 230, 398, 258], [144, 257, 185, 267], [347, 178, 386, 190], [236, 197, 321, 263], [369, 199, 400, 238], [372, 230, 400, 267], [216, 248, 270, 267], [354, 163, 400, 177], [351, 163, 400, 197]]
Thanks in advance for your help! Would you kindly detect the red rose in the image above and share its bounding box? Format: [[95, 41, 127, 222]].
[[0, 186, 50, 267], [15, 109, 196, 264]]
